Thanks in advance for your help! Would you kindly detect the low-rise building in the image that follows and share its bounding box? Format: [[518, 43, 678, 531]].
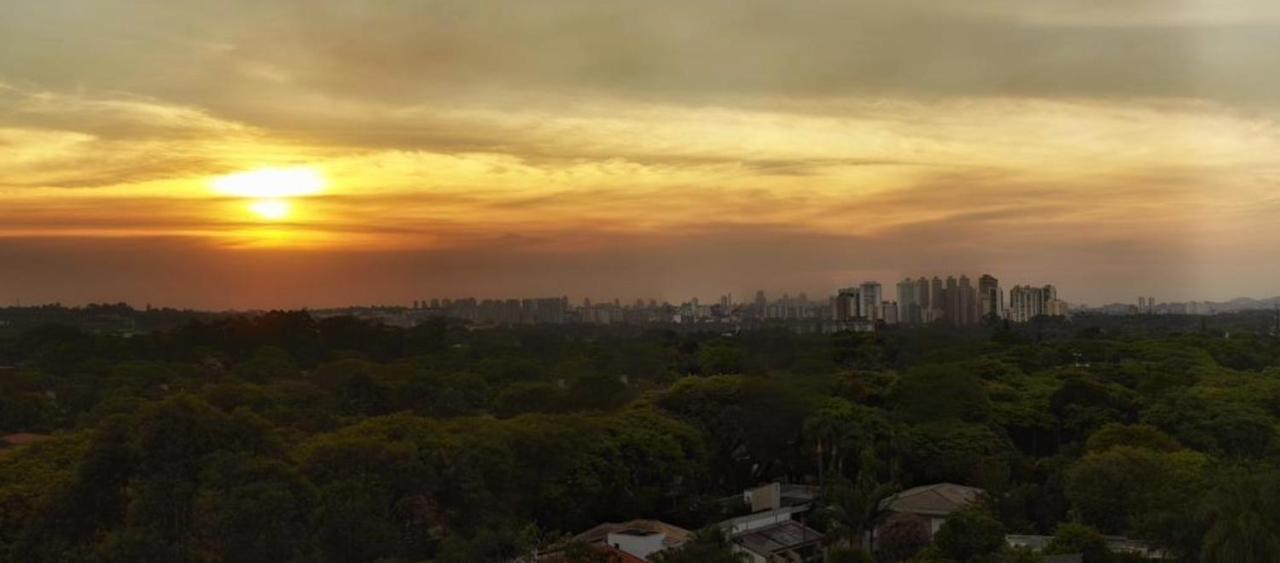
[[721, 483, 825, 563], [877, 483, 984, 538], [571, 520, 692, 561], [732, 520, 824, 563]]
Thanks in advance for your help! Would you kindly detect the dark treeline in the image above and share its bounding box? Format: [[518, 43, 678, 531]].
[[1, 312, 1279, 562]]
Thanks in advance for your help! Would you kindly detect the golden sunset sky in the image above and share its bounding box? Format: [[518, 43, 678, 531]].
[[2, 1, 1280, 308]]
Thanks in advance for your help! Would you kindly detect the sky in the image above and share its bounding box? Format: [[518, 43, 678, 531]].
[[2, 0, 1280, 309]]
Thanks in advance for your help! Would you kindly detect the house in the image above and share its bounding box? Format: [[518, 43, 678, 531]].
[[732, 520, 825, 563], [571, 520, 692, 561], [877, 483, 984, 537], [1006, 534, 1169, 560], [721, 483, 826, 563], [720, 482, 819, 534], [0, 433, 52, 460], [741, 482, 819, 510], [538, 544, 646, 563], [0, 433, 52, 448]]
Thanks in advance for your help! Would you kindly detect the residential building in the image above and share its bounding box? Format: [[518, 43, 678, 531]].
[[877, 483, 984, 538], [732, 521, 824, 563], [721, 483, 825, 563], [978, 274, 1003, 320], [571, 520, 692, 561], [897, 278, 923, 325], [1008, 284, 1069, 322], [860, 282, 883, 321], [833, 287, 861, 322], [941, 275, 979, 326], [1008, 285, 1046, 322], [881, 301, 899, 325], [929, 277, 945, 322]]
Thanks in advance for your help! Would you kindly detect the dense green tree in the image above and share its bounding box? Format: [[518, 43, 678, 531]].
[[874, 513, 930, 563], [1045, 523, 1112, 563], [567, 374, 629, 411], [1143, 395, 1276, 458], [2, 311, 1279, 562], [890, 364, 991, 425], [931, 506, 1007, 562], [1199, 467, 1280, 563], [494, 381, 567, 417], [1084, 423, 1181, 453], [235, 346, 300, 384], [805, 399, 889, 481], [1064, 446, 1208, 536], [1050, 378, 1136, 444], [191, 453, 316, 562], [697, 340, 747, 376], [896, 423, 1014, 489]]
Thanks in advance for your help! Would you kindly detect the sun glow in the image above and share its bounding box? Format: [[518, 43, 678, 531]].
[[212, 168, 326, 198], [212, 167, 326, 224], [248, 199, 292, 220]]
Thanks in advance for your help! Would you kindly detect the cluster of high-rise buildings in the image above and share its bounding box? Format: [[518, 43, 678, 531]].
[[393, 274, 1069, 330], [833, 275, 1068, 329]]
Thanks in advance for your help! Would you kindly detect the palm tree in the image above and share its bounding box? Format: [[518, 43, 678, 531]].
[[823, 474, 895, 550]]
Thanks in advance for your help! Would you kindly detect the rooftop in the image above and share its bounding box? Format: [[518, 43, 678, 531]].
[[733, 520, 824, 556], [0, 433, 53, 447], [879, 483, 984, 517], [573, 519, 692, 549], [538, 545, 645, 563]]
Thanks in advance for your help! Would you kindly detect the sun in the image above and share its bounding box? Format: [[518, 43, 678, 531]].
[[212, 167, 326, 222], [248, 199, 292, 220]]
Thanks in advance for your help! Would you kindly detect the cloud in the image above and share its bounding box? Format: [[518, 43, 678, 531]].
[[1, 1, 1279, 305], [6, 0, 1280, 112]]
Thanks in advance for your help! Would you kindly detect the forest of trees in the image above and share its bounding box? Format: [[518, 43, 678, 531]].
[[1, 311, 1279, 562]]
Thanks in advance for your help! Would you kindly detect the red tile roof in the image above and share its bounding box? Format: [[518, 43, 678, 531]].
[[0, 433, 52, 447]]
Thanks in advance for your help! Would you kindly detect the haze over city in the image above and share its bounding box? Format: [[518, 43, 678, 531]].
[[4, 1, 1280, 309]]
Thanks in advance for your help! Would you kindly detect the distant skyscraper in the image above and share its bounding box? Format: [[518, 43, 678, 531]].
[[958, 275, 978, 326], [943, 276, 959, 325], [834, 287, 861, 321], [860, 281, 882, 320], [897, 278, 923, 325], [929, 276, 945, 323], [1009, 284, 1067, 322], [881, 301, 899, 324], [978, 274, 1003, 320], [1010, 285, 1046, 322]]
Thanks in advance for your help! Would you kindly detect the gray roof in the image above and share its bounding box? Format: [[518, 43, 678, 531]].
[[573, 520, 692, 549], [879, 483, 984, 517], [732, 521, 823, 556]]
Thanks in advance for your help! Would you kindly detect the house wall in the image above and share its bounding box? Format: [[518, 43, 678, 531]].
[[928, 517, 945, 537], [605, 532, 666, 560], [732, 544, 768, 563], [722, 505, 808, 535]]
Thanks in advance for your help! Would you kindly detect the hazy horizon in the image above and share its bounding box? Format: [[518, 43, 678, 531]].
[[4, 1, 1280, 309]]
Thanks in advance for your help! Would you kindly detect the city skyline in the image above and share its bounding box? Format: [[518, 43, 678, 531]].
[[1, 273, 1276, 313], [15, 269, 1269, 316], [4, 1, 1280, 308]]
